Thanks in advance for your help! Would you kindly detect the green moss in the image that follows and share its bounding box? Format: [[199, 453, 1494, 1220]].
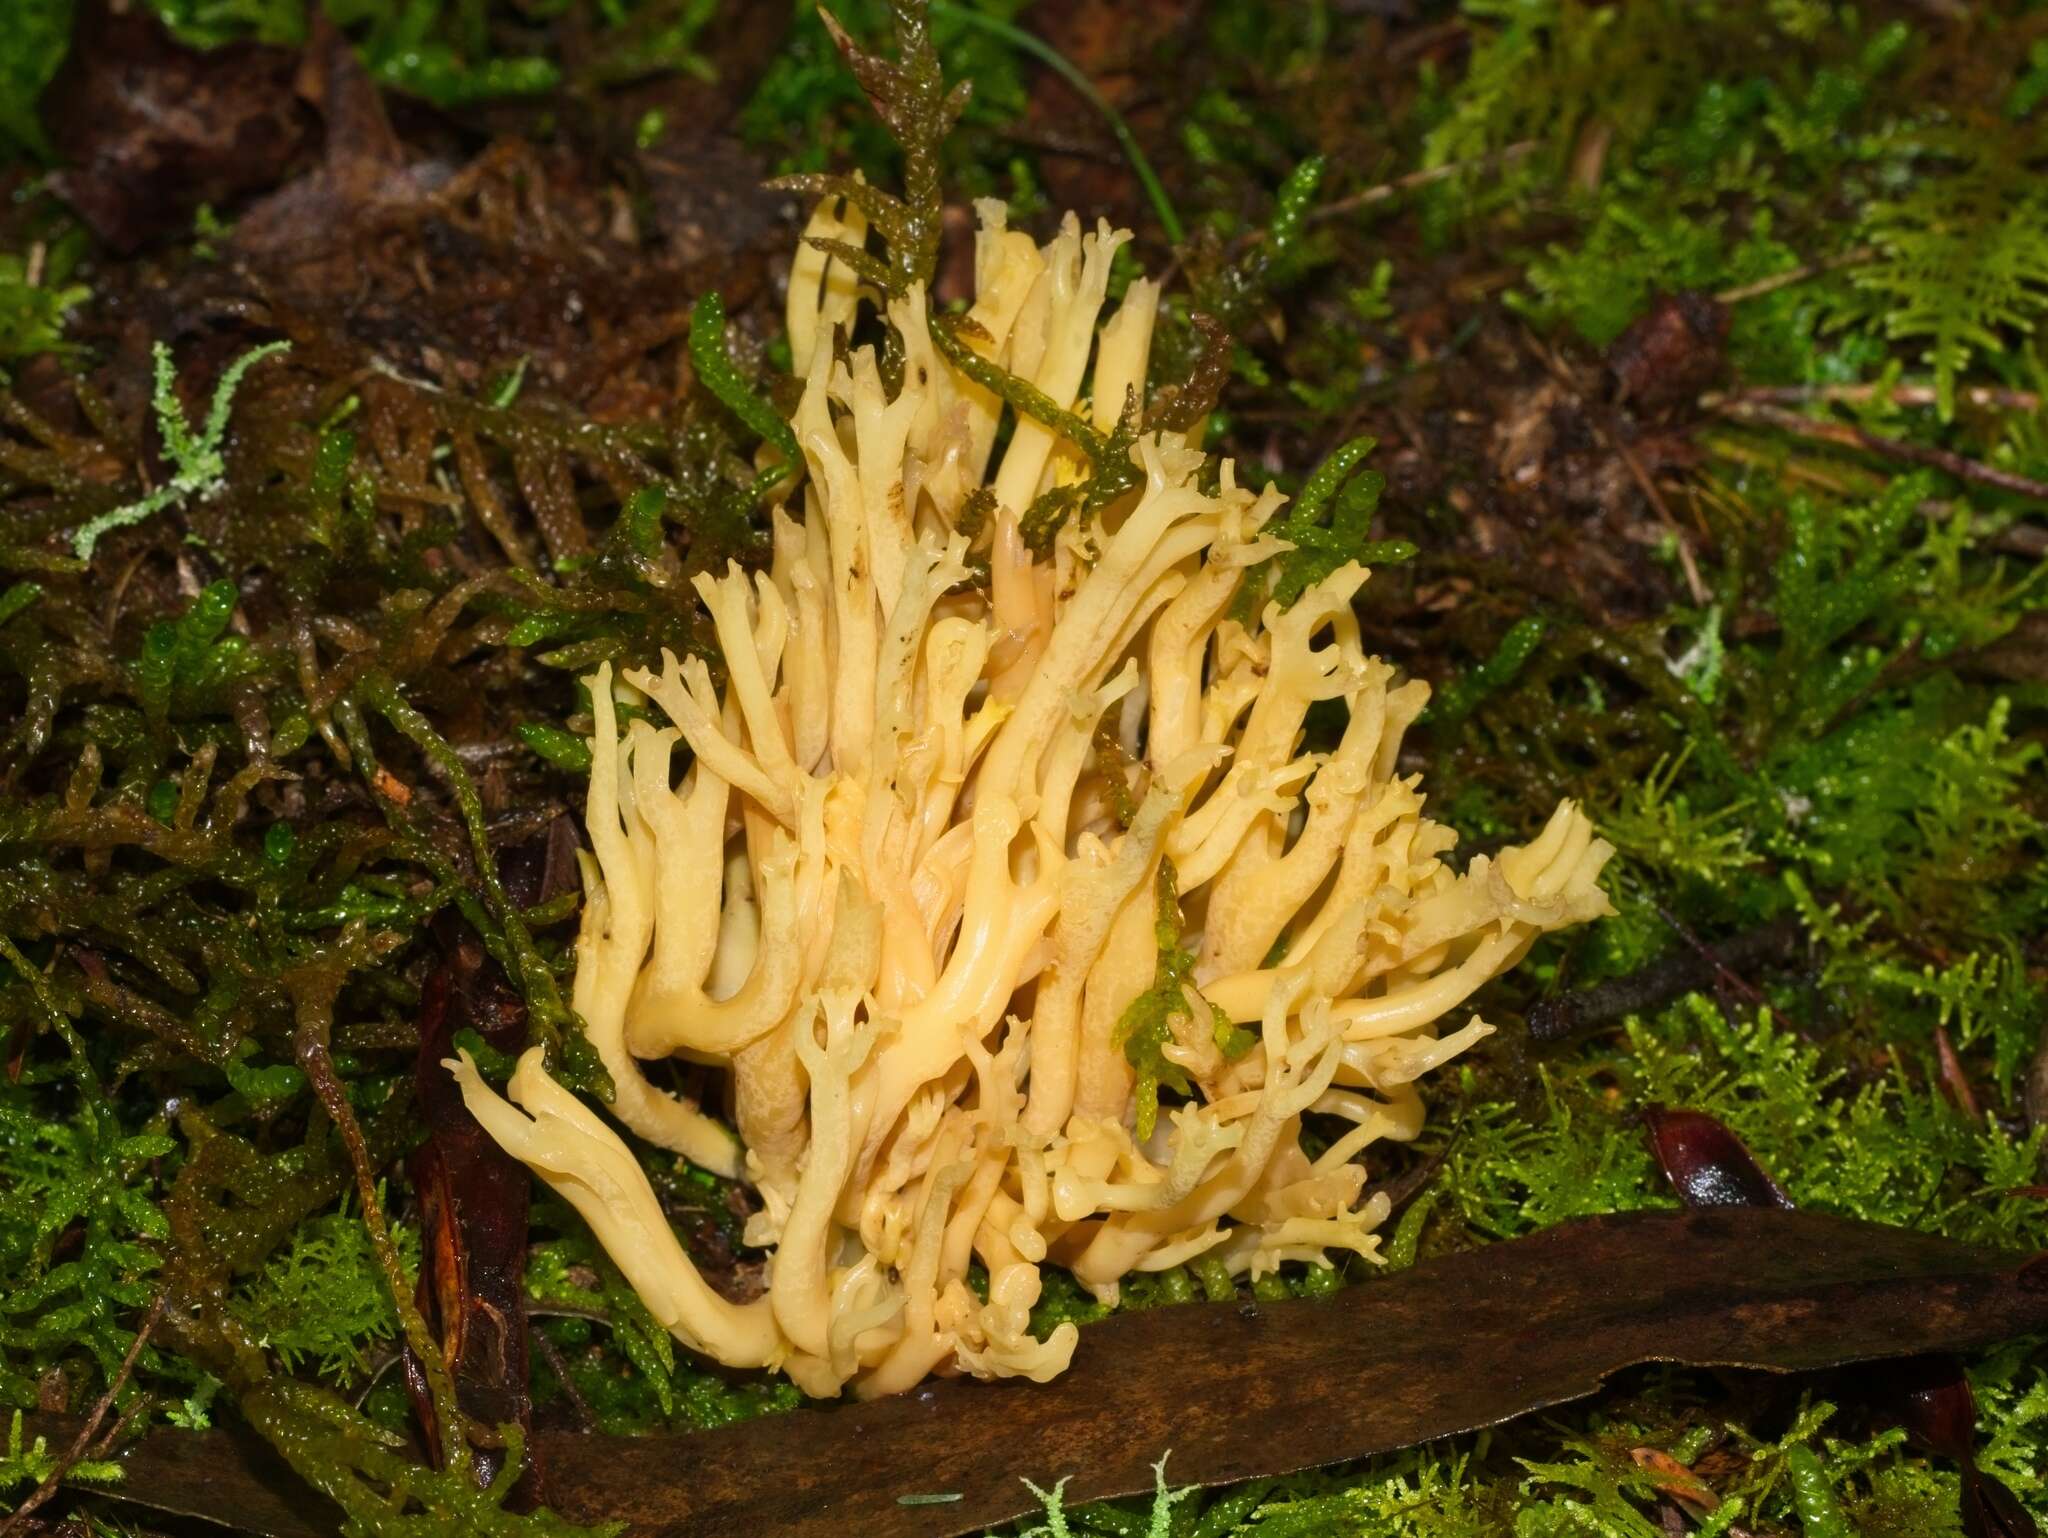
[[1437, 996, 2048, 1256], [0, 1080, 172, 1411], [0, 0, 68, 160], [1112, 862, 1251, 1142], [1834, 126, 2048, 420], [230, 1202, 419, 1385], [0, 247, 88, 369], [2, 1408, 125, 1502]]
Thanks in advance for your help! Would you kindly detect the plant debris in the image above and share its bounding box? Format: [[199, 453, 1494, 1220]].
[[31, 1208, 2048, 1538]]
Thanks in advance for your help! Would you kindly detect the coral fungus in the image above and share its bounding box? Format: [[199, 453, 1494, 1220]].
[[451, 194, 1614, 1398]]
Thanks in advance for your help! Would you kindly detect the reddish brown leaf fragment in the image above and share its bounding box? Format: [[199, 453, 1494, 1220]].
[[404, 950, 537, 1490], [1643, 1106, 1794, 1211], [1608, 292, 1729, 414], [1629, 1447, 1719, 1515], [371, 768, 414, 806], [1867, 1355, 2039, 1538], [399, 820, 576, 1495], [1964, 1472, 2040, 1538], [1934, 1024, 1983, 1122], [4, 1013, 27, 1084], [1873, 1352, 1978, 1461]]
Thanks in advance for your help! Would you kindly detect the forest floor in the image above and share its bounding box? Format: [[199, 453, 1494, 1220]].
[[2, 2, 2046, 1535]]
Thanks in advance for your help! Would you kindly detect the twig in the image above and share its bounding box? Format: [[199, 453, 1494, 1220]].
[[0, 1289, 168, 1538], [1714, 246, 1874, 304], [1710, 398, 2048, 504], [1527, 916, 1806, 1045], [1720, 382, 2042, 413], [529, 1330, 598, 1434], [1363, 1141, 1453, 1218], [1702, 430, 2048, 557], [1650, 901, 1776, 1023], [1613, 434, 1709, 604], [1308, 141, 1542, 224]]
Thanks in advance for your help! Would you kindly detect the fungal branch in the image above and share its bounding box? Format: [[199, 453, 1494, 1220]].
[[449, 183, 1615, 1398]]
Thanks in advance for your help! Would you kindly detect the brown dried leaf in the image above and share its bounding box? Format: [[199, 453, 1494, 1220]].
[[1643, 1105, 1794, 1210], [229, 17, 440, 268], [1608, 292, 1729, 413], [44, 1, 314, 252]]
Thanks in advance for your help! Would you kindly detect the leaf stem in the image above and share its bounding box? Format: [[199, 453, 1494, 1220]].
[[929, 3, 1185, 246], [1714, 245, 1873, 304]]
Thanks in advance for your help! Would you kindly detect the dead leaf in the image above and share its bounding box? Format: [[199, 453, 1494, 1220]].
[[229, 17, 444, 270], [1608, 292, 1728, 413], [403, 816, 580, 1495], [44, 1, 314, 252]]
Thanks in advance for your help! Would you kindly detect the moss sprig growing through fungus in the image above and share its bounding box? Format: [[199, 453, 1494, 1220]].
[[450, 181, 1614, 1399], [1115, 860, 1254, 1143]]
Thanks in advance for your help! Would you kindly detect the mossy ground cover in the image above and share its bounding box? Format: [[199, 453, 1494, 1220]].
[[1, 2, 2045, 1534]]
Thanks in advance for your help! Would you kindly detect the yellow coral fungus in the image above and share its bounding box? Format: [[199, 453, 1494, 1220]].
[[449, 196, 1615, 1399]]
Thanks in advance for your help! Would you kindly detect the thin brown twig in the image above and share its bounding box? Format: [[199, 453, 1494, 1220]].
[[1650, 901, 1779, 1025], [1307, 141, 1543, 224], [1613, 434, 1709, 604], [1719, 382, 2042, 413], [0, 1289, 168, 1538], [1714, 246, 1874, 304], [1527, 916, 1806, 1045], [1709, 397, 2048, 507], [529, 1329, 598, 1434], [1702, 430, 2048, 558]]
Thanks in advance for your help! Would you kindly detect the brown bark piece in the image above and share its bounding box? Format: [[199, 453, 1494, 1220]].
[[58, 1208, 2048, 1538]]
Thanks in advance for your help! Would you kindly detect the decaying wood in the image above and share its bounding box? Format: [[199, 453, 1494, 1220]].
[[1527, 916, 1807, 1045], [46, 1208, 2048, 1538]]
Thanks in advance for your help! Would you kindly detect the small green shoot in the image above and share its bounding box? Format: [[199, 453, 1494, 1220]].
[[1, 1408, 124, 1497], [1113, 862, 1251, 1141], [0, 250, 88, 368], [1239, 437, 1414, 619], [689, 294, 801, 498], [71, 340, 291, 561]]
